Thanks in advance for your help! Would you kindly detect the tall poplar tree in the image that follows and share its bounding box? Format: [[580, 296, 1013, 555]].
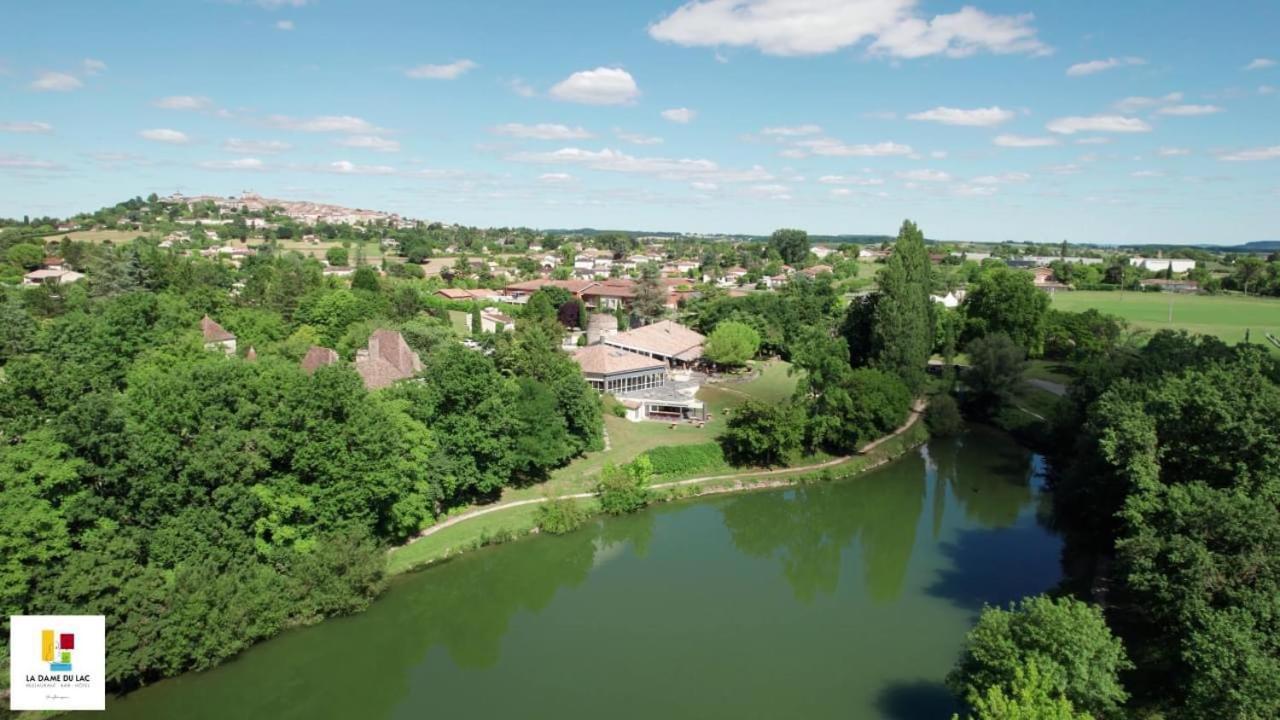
[[868, 220, 934, 392]]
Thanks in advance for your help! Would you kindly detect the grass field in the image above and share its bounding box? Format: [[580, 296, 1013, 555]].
[[50, 229, 151, 244], [1051, 291, 1280, 350]]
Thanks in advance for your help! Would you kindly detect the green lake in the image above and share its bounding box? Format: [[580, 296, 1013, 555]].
[[91, 425, 1060, 719]]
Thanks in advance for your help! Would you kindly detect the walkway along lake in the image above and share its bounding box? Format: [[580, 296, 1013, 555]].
[[88, 425, 1061, 720]]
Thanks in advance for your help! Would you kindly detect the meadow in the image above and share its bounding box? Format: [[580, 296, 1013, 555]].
[[1050, 290, 1280, 350]]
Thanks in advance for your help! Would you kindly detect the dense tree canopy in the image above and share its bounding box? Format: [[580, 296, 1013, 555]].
[[767, 228, 809, 265], [704, 320, 761, 368], [949, 595, 1130, 718], [0, 236, 603, 693], [963, 267, 1051, 356]]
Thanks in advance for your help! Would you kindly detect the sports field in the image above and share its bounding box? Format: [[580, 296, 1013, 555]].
[[1050, 291, 1280, 349]]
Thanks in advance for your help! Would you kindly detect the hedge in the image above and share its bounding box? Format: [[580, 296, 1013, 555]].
[[641, 443, 727, 476]]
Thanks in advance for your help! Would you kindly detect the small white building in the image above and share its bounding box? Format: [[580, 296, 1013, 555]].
[[1129, 257, 1195, 273]]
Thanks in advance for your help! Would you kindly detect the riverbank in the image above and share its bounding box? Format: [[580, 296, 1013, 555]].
[[387, 400, 929, 575]]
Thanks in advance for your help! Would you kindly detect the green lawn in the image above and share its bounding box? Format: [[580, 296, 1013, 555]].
[[1050, 291, 1280, 350], [387, 498, 598, 575], [1025, 360, 1075, 386]]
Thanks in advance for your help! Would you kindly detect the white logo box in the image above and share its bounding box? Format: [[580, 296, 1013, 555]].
[[9, 615, 106, 711]]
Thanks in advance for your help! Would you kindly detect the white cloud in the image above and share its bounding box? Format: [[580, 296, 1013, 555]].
[[276, 20, 294, 30], [1074, 137, 1111, 145], [223, 138, 291, 154], [1244, 58, 1276, 71], [256, 0, 307, 7], [154, 95, 213, 110], [405, 59, 477, 79], [1155, 104, 1224, 116], [649, 0, 1048, 59], [507, 146, 771, 183], [549, 67, 639, 105], [0, 154, 64, 171], [323, 160, 397, 175], [661, 107, 697, 124], [614, 129, 663, 145], [952, 184, 997, 196], [266, 115, 380, 133], [1113, 92, 1182, 113], [792, 137, 914, 157], [1131, 170, 1164, 177], [1218, 146, 1280, 162], [508, 78, 536, 97], [746, 183, 791, 200], [896, 168, 951, 182], [492, 123, 593, 140], [993, 134, 1059, 147], [930, 150, 948, 159], [1260, 85, 1277, 96], [336, 135, 401, 152], [907, 106, 1013, 126], [1157, 147, 1191, 157], [691, 181, 718, 191], [30, 72, 82, 92], [1046, 115, 1151, 134], [538, 172, 573, 183], [0, 121, 53, 134], [81, 58, 107, 75], [200, 157, 266, 171], [1065, 56, 1145, 76], [972, 171, 1030, 184], [139, 128, 191, 144], [761, 124, 823, 137], [818, 175, 884, 186], [1046, 163, 1082, 175]]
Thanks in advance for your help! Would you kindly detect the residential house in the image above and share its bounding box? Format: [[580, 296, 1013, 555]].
[[811, 245, 835, 260], [22, 268, 85, 287], [354, 329, 423, 390], [300, 345, 339, 374], [201, 315, 237, 356], [479, 308, 515, 333], [801, 264, 833, 278], [323, 265, 355, 278]]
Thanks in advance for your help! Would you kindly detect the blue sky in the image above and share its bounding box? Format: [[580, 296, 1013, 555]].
[[2, 0, 1278, 244]]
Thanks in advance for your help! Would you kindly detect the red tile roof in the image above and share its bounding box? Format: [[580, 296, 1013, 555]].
[[300, 346, 339, 374], [572, 345, 666, 376], [200, 315, 235, 343]]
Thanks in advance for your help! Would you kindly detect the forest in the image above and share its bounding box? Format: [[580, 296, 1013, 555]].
[[0, 233, 601, 692]]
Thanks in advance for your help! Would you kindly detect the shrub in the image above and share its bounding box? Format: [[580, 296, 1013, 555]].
[[610, 403, 627, 418], [536, 498, 587, 535], [642, 443, 726, 476], [926, 394, 965, 437], [719, 401, 803, 467], [596, 456, 653, 515]]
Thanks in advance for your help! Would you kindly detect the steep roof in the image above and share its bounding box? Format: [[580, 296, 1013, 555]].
[[300, 345, 339, 374], [605, 320, 705, 361], [201, 315, 236, 343], [355, 330, 423, 390], [572, 345, 666, 376]]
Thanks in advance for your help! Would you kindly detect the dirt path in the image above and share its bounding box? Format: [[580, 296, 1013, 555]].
[[398, 399, 927, 548]]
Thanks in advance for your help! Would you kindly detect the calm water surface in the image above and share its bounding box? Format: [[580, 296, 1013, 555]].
[[92, 426, 1060, 719]]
